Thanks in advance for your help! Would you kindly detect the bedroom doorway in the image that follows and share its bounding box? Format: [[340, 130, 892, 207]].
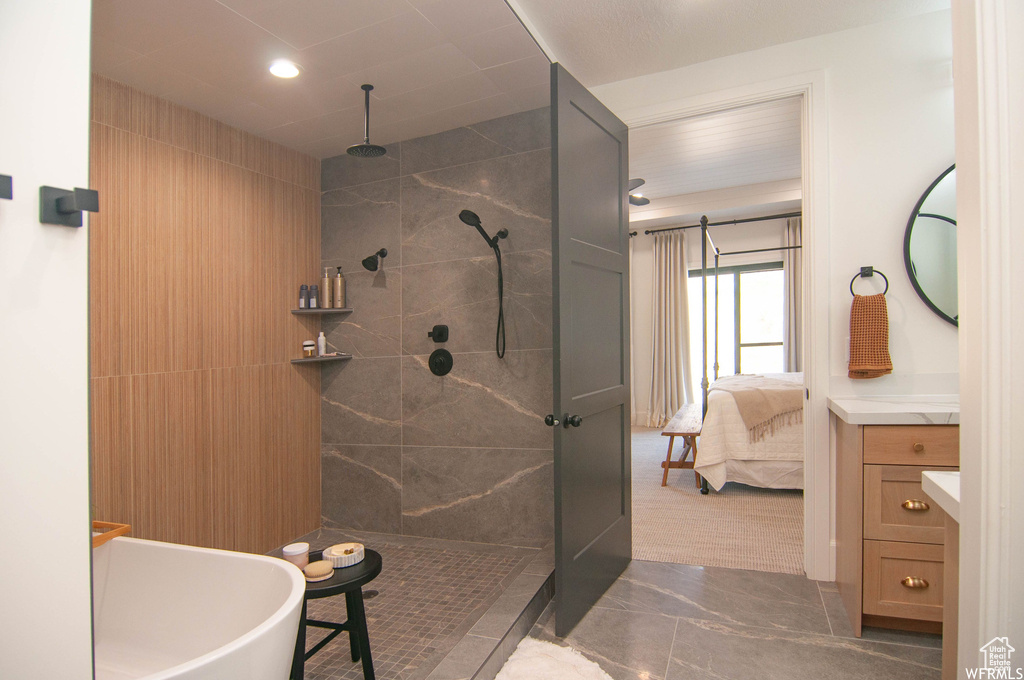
[[627, 95, 808, 575]]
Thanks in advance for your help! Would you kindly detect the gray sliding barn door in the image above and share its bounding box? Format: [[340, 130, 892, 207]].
[[549, 62, 632, 637]]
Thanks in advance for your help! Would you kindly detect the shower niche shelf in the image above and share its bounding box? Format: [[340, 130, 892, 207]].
[[291, 354, 353, 365], [291, 307, 353, 315]]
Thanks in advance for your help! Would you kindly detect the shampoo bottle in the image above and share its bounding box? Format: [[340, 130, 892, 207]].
[[321, 268, 332, 309], [333, 267, 346, 308], [317, 331, 327, 357], [309, 284, 319, 309], [298, 284, 308, 309]]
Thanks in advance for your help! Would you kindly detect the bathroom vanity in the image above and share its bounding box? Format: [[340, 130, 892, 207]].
[[829, 396, 959, 636]]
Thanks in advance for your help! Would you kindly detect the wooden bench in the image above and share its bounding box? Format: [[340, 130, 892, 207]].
[[660, 403, 703, 488]]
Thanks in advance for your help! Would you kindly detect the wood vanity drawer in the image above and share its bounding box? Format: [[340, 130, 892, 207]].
[[863, 540, 944, 622], [864, 465, 956, 544], [863, 425, 959, 466]]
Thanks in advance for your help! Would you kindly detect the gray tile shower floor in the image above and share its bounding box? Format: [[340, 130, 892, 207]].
[[284, 528, 538, 680], [526, 559, 943, 680]]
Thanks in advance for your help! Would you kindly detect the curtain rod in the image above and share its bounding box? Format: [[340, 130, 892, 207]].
[[719, 244, 802, 257], [638, 211, 802, 236]]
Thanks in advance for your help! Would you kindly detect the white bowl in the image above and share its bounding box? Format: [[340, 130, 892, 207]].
[[323, 543, 364, 568]]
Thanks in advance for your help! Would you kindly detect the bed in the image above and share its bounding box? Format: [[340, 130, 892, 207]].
[[694, 372, 804, 492]]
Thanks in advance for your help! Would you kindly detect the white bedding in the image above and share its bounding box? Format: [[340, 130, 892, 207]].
[[694, 372, 804, 491]]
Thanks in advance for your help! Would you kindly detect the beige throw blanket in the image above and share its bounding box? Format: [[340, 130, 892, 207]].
[[709, 374, 804, 442]]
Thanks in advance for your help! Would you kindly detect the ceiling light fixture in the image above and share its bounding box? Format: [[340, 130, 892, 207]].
[[269, 59, 300, 78]]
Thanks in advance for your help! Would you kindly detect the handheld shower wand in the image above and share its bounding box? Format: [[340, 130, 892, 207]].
[[458, 210, 508, 358], [458, 210, 508, 248]]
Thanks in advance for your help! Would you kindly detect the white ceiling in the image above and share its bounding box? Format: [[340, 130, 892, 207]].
[[507, 0, 949, 86], [91, 0, 550, 158], [629, 97, 802, 201]]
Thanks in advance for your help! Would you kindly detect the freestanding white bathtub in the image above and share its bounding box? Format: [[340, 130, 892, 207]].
[[92, 536, 305, 680]]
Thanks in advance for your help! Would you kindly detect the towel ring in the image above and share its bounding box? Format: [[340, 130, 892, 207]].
[[850, 267, 889, 296]]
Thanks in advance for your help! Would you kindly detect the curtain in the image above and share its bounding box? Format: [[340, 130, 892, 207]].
[[783, 216, 803, 371], [646, 231, 693, 427]]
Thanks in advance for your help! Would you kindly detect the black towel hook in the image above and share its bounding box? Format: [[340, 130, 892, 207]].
[[850, 266, 889, 296]]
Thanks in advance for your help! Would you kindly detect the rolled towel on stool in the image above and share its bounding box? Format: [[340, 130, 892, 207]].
[[849, 293, 893, 379]]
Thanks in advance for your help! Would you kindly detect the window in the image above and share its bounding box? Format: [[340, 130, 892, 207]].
[[688, 262, 785, 396]]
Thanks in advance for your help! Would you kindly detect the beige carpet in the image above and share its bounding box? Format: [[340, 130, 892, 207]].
[[631, 427, 805, 575]]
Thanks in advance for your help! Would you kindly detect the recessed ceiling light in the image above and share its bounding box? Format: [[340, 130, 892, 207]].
[[632, 192, 643, 198], [269, 59, 300, 78]]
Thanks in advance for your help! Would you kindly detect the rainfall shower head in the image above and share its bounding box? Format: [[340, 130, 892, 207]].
[[361, 248, 388, 271], [347, 84, 387, 158]]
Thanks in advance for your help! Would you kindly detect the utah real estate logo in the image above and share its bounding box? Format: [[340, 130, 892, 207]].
[[968, 637, 1023, 679]]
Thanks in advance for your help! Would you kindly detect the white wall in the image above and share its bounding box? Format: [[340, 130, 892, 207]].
[[0, 2, 94, 677], [601, 10, 957, 398], [952, 0, 1024, 669]]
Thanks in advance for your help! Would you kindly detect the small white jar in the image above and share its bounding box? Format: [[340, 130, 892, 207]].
[[282, 542, 309, 569]]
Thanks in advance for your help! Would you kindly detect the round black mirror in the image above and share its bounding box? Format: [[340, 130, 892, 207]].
[[904, 164, 957, 326]]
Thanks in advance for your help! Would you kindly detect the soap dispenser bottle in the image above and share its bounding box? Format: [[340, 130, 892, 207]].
[[333, 267, 346, 308], [321, 267, 332, 309]]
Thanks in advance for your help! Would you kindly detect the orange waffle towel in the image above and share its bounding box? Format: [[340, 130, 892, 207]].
[[849, 293, 893, 379]]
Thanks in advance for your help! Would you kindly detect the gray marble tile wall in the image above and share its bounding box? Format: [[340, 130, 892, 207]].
[[319, 108, 554, 548]]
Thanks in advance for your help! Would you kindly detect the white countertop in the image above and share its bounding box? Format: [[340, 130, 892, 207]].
[[827, 395, 959, 425], [921, 471, 960, 523]]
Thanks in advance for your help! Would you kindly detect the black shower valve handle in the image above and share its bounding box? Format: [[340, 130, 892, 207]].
[[563, 414, 582, 428], [544, 414, 560, 427]]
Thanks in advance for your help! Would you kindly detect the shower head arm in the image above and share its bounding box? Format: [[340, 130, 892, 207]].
[[362, 84, 372, 144]]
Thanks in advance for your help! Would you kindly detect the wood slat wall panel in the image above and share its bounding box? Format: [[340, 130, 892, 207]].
[[89, 124, 132, 378], [211, 365, 261, 552], [91, 75, 319, 190], [130, 370, 214, 547], [90, 377, 133, 524], [90, 76, 320, 554]]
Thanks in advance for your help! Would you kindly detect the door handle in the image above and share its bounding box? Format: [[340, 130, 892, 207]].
[[544, 414, 560, 427], [563, 414, 582, 428], [1, 174, 11, 200]]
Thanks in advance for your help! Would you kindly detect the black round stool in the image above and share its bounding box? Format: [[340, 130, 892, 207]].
[[290, 548, 382, 680]]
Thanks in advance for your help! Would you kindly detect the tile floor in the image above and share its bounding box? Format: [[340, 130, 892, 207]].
[[527, 559, 942, 680], [283, 528, 537, 680]]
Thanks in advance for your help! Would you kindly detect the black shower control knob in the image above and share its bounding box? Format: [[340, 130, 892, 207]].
[[428, 348, 453, 376], [544, 414, 559, 427], [563, 414, 582, 428]]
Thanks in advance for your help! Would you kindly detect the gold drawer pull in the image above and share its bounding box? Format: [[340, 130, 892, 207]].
[[902, 577, 929, 589], [902, 499, 930, 511], [913, 443, 925, 452]]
